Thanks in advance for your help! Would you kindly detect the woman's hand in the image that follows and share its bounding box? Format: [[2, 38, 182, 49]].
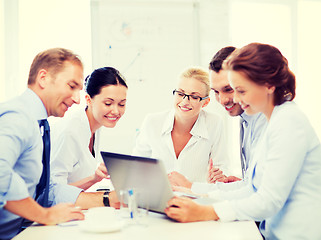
[[168, 171, 192, 189], [93, 163, 108, 183], [165, 197, 218, 222], [207, 167, 241, 183], [207, 167, 228, 183]]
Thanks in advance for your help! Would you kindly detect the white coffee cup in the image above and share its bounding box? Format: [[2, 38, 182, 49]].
[[85, 207, 117, 227]]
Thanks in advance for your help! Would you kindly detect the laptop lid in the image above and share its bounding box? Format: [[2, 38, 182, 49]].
[[101, 151, 174, 213]]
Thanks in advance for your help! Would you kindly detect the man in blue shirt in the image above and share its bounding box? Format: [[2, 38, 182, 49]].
[[0, 48, 118, 240], [206, 46, 267, 184]]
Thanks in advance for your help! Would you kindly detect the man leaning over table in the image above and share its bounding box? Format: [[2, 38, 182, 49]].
[[0, 48, 118, 240], [168, 46, 267, 194]]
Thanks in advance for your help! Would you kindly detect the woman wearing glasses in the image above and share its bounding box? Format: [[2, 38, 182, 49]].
[[133, 67, 228, 183], [50, 67, 128, 190], [165, 43, 321, 239]]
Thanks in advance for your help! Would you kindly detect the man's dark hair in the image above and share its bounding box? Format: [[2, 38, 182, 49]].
[[209, 46, 236, 73]]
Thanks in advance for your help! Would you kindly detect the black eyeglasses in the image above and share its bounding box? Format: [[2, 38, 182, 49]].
[[173, 90, 209, 103]]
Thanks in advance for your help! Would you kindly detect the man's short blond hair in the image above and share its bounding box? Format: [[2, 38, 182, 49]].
[[28, 48, 83, 85]]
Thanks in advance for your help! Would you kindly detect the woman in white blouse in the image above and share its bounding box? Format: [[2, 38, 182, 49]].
[[50, 67, 128, 190], [133, 67, 228, 183], [165, 43, 321, 240]]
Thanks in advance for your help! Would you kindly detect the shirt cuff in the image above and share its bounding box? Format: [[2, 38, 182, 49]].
[[207, 189, 224, 201], [50, 172, 69, 185], [191, 182, 218, 194], [213, 200, 237, 222], [49, 183, 83, 205]]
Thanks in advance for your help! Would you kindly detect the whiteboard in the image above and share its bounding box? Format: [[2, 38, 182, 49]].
[[91, 0, 200, 154]]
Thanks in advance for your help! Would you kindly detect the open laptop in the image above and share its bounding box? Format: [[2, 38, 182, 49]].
[[101, 151, 198, 214]]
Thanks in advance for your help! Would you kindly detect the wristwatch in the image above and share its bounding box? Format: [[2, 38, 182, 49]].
[[103, 190, 111, 207]]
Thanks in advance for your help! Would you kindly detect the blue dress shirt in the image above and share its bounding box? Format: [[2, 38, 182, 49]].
[[240, 112, 267, 173], [0, 89, 45, 239], [0, 89, 82, 240]]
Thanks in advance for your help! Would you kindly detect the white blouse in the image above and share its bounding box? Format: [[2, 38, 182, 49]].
[[211, 102, 321, 239], [133, 109, 229, 182], [50, 107, 102, 185]]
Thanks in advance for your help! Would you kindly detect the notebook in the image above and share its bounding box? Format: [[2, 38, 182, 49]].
[[101, 151, 197, 213]]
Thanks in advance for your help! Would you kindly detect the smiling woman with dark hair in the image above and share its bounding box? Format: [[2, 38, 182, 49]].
[[50, 67, 128, 190], [165, 43, 321, 240]]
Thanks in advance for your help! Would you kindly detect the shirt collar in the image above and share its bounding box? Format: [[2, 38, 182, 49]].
[[240, 112, 265, 128], [161, 110, 209, 139], [22, 88, 48, 120], [72, 106, 93, 143], [240, 112, 252, 124], [81, 107, 94, 139], [162, 110, 175, 134], [190, 111, 210, 139]]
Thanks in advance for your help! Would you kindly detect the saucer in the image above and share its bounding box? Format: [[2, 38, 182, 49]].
[[79, 221, 123, 233]]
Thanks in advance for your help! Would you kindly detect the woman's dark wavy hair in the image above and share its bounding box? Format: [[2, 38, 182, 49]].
[[226, 43, 295, 106], [84, 67, 128, 98]]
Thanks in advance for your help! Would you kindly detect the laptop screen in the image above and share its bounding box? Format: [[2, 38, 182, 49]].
[[101, 151, 174, 213]]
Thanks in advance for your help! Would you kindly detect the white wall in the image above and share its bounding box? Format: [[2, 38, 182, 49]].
[[0, 0, 4, 102], [91, 0, 199, 155], [2, 0, 92, 102], [1, 0, 321, 177], [297, 0, 321, 143], [227, 0, 321, 142]]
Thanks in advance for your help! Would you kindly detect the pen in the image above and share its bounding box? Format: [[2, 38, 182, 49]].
[[128, 189, 137, 219]]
